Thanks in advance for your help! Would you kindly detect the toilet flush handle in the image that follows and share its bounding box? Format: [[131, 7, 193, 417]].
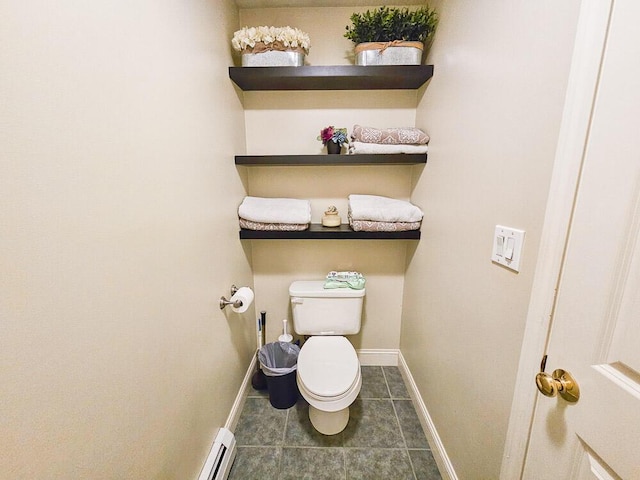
[[291, 297, 304, 304]]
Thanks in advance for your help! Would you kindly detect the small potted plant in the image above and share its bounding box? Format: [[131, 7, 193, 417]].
[[344, 6, 438, 66], [318, 126, 349, 154], [231, 26, 311, 67]]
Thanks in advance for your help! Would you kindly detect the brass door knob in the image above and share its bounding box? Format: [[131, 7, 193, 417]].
[[535, 355, 580, 403]]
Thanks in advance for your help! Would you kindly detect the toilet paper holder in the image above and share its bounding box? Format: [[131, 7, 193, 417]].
[[220, 285, 241, 310]]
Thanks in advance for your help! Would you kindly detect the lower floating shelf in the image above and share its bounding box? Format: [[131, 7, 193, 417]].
[[239, 224, 421, 240]]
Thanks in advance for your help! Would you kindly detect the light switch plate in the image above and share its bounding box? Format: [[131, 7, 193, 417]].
[[491, 225, 525, 272]]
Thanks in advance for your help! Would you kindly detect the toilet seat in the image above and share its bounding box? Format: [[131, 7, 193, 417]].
[[297, 336, 361, 402]]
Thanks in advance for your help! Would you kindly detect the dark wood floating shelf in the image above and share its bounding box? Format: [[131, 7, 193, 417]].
[[229, 65, 434, 91], [235, 153, 427, 166], [240, 224, 421, 240]]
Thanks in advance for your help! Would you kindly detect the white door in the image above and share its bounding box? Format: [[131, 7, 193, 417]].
[[523, 0, 640, 478]]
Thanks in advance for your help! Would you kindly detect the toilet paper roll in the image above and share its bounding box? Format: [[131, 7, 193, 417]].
[[231, 287, 254, 314]]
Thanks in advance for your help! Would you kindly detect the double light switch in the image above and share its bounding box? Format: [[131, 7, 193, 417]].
[[491, 225, 525, 272]]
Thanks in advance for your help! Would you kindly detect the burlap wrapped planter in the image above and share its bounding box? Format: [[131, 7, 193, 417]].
[[239, 41, 305, 67], [242, 50, 304, 67], [241, 38, 305, 67], [355, 41, 423, 66]]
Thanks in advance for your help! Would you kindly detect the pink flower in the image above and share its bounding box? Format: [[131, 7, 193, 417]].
[[319, 126, 335, 145]]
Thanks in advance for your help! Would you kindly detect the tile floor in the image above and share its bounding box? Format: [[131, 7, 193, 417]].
[[229, 365, 442, 480]]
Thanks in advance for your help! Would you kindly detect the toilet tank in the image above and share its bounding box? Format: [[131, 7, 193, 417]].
[[289, 280, 365, 335]]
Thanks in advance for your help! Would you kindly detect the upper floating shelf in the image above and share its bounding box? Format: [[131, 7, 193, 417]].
[[228, 65, 434, 91], [235, 153, 427, 166]]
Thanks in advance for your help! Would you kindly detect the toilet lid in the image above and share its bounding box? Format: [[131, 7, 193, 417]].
[[298, 336, 359, 397]]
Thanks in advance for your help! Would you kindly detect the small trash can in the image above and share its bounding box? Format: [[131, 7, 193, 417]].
[[258, 341, 300, 409]]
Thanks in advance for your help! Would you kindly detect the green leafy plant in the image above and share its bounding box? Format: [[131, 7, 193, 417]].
[[344, 6, 438, 44]]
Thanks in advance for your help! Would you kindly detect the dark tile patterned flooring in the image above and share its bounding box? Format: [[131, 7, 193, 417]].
[[229, 366, 442, 480]]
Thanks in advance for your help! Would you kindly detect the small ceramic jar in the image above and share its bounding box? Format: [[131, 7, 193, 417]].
[[322, 206, 341, 227]]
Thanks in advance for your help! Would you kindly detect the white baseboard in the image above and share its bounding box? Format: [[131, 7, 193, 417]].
[[224, 354, 257, 432], [357, 348, 399, 366], [398, 352, 458, 480]]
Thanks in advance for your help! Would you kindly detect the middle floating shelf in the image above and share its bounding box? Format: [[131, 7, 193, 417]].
[[235, 153, 427, 166]]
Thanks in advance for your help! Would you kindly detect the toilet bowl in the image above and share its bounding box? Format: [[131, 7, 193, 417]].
[[289, 280, 365, 435], [296, 336, 362, 435]]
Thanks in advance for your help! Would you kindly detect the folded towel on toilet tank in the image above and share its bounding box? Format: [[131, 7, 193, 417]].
[[238, 196, 311, 225], [348, 194, 424, 224], [324, 271, 366, 290]]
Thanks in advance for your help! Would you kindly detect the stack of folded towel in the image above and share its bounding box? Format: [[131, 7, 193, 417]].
[[349, 124, 429, 155], [324, 271, 366, 290], [238, 196, 311, 231], [348, 194, 423, 232]]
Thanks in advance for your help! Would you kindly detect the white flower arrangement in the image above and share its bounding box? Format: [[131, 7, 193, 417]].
[[232, 26, 311, 54]]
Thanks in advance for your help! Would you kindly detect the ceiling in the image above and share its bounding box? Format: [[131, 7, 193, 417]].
[[235, 0, 428, 8]]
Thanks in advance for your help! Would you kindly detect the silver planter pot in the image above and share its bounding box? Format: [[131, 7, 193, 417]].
[[355, 42, 423, 66]]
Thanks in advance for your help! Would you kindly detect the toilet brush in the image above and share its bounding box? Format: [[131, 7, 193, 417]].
[[278, 319, 293, 343], [251, 311, 267, 390]]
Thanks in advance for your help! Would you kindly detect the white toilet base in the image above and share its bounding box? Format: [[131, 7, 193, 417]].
[[308, 405, 349, 435]]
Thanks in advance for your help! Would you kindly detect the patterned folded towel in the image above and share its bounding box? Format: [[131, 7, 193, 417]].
[[348, 215, 421, 232], [348, 141, 428, 155], [239, 218, 309, 231], [351, 125, 430, 145], [238, 196, 311, 225], [349, 194, 423, 223]]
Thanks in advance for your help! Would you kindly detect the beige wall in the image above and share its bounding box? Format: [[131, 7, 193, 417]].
[[401, 1, 581, 478], [239, 7, 421, 347], [0, 1, 588, 478], [0, 0, 255, 478]]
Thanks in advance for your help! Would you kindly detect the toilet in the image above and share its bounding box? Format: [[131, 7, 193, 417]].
[[289, 280, 365, 435]]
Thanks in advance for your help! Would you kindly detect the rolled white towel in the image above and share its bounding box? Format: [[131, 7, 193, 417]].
[[349, 194, 423, 223], [238, 196, 311, 225], [348, 141, 428, 155]]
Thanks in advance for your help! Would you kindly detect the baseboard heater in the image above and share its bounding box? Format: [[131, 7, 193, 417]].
[[197, 427, 236, 480]]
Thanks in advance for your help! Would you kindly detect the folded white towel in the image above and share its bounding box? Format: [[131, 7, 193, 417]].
[[349, 194, 423, 223], [348, 141, 429, 155], [238, 196, 311, 225]]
